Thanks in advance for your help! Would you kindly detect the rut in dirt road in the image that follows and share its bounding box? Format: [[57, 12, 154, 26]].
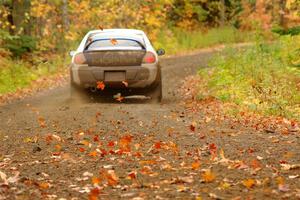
[[0, 51, 299, 200]]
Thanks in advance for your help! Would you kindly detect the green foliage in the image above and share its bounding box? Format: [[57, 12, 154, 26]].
[[272, 26, 300, 36], [0, 55, 68, 94], [198, 35, 300, 120], [4, 35, 36, 57]]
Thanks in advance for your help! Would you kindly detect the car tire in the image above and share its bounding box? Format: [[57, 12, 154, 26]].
[[70, 72, 87, 102], [148, 67, 162, 103]]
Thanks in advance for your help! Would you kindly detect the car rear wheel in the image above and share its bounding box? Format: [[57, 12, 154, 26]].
[[70, 73, 88, 103], [147, 67, 162, 103]]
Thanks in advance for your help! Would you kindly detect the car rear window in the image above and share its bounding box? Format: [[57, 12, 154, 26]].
[[87, 39, 144, 50]]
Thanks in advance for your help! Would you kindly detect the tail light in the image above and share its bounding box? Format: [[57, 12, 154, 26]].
[[142, 52, 156, 64], [73, 53, 87, 65]]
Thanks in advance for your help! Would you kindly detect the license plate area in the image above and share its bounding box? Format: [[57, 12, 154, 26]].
[[104, 71, 125, 82]]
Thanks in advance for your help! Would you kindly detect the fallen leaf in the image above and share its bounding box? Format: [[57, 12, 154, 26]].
[[127, 171, 137, 180], [242, 179, 255, 189], [89, 188, 100, 200], [288, 175, 299, 179], [92, 177, 101, 185], [154, 141, 162, 149], [38, 117, 46, 128], [191, 161, 201, 170], [106, 170, 119, 186], [281, 163, 300, 170], [39, 182, 50, 189], [202, 169, 216, 183], [119, 135, 133, 152], [209, 143, 217, 160], [89, 151, 97, 157]]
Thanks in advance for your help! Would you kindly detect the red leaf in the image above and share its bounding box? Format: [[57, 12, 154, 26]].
[[107, 141, 115, 147], [89, 188, 100, 200], [209, 143, 217, 160], [93, 135, 99, 142], [190, 124, 196, 132], [127, 171, 137, 180], [154, 141, 162, 149]]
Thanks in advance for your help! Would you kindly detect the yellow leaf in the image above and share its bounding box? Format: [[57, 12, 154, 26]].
[[202, 170, 216, 183]]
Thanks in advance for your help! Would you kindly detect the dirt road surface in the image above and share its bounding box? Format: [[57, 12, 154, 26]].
[[0, 51, 299, 200]]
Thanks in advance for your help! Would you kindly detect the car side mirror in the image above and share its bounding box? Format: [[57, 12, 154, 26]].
[[156, 49, 165, 56], [69, 51, 76, 57]]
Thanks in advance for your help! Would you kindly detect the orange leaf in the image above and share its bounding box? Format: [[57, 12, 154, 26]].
[[98, 25, 104, 31], [110, 39, 118, 45], [81, 140, 90, 146], [119, 135, 133, 152], [45, 135, 53, 144], [96, 81, 105, 90], [127, 171, 137, 180], [39, 182, 50, 189], [202, 170, 216, 183], [79, 147, 85, 152], [192, 161, 201, 170], [89, 151, 97, 157], [276, 176, 285, 185], [92, 177, 101, 184], [139, 160, 157, 165], [250, 159, 261, 170], [242, 179, 255, 189], [209, 143, 217, 160], [55, 144, 62, 151], [106, 170, 119, 186], [38, 117, 46, 128], [89, 188, 100, 200]]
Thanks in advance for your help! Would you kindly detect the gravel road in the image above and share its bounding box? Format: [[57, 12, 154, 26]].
[[0, 51, 299, 200]]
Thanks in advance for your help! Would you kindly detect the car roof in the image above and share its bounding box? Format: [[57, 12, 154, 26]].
[[88, 29, 145, 35]]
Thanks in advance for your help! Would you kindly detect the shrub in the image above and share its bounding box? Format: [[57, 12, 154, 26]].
[[4, 35, 37, 57]]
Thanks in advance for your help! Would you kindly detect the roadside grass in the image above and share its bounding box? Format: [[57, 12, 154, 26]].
[[154, 26, 257, 54], [197, 35, 300, 120], [0, 54, 68, 94]]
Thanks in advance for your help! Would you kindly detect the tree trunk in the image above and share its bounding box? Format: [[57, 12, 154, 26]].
[[12, 0, 31, 35], [220, 0, 226, 26], [279, 0, 286, 27]]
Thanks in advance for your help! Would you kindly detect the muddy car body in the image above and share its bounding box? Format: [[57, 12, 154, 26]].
[[70, 29, 164, 101]]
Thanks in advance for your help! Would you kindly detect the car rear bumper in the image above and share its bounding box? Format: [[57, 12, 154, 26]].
[[70, 64, 158, 88]]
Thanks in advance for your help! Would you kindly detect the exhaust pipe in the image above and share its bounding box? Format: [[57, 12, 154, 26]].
[[90, 87, 97, 93]]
